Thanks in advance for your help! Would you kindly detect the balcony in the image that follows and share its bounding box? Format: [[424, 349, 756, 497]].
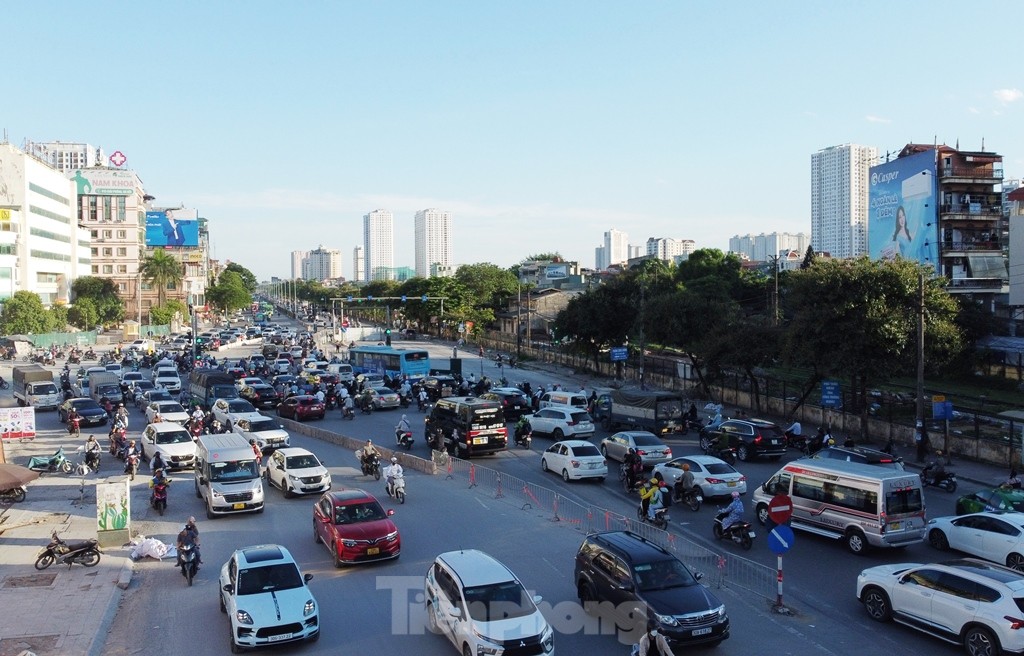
[[939, 203, 1003, 221], [946, 277, 1005, 292], [940, 166, 1003, 183], [941, 240, 1001, 254]]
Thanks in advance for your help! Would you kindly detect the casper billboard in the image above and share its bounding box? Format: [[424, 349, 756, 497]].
[[868, 149, 938, 266], [145, 209, 199, 248]]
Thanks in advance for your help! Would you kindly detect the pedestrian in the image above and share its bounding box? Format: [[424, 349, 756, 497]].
[[452, 346, 458, 358], [478, 345, 484, 358], [914, 421, 930, 462]]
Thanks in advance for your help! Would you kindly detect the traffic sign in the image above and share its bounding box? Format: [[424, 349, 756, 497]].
[[767, 524, 794, 555], [821, 380, 841, 408], [767, 494, 793, 525], [609, 346, 628, 362]]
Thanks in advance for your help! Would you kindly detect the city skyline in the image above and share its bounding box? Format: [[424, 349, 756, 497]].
[[4, 2, 1022, 281]]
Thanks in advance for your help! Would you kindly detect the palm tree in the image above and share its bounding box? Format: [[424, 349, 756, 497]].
[[140, 248, 183, 307]]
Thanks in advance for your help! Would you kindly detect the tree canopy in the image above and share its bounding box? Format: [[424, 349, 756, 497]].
[[70, 276, 124, 328], [140, 249, 183, 307]]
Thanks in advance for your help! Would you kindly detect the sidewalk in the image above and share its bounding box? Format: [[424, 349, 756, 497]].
[[0, 435, 132, 656]]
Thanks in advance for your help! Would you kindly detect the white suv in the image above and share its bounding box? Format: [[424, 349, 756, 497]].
[[425, 549, 554, 655], [526, 407, 595, 440], [857, 558, 1024, 655]]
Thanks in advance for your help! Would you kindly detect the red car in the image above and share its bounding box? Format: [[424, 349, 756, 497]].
[[278, 395, 325, 421], [313, 489, 400, 566]]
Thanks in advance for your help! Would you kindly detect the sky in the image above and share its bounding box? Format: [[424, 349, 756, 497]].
[[5, 1, 1022, 282]]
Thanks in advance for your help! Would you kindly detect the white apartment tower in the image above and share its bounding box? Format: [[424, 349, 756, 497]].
[[363, 209, 394, 281], [352, 245, 364, 282], [23, 140, 106, 174], [728, 232, 810, 261], [0, 143, 91, 304], [647, 237, 696, 261], [290, 250, 308, 279], [811, 144, 878, 258], [414, 208, 453, 278], [301, 246, 341, 281], [596, 228, 629, 269]]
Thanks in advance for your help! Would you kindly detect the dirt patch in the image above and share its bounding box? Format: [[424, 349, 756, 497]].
[[1, 572, 57, 588], [0, 634, 59, 656]]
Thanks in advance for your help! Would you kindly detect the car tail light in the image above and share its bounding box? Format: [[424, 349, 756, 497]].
[[636, 449, 647, 456], [753, 435, 763, 444], [664, 448, 671, 457], [706, 477, 725, 484], [739, 475, 747, 482], [1005, 615, 1024, 630], [568, 419, 577, 426], [571, 459, 581, 468]]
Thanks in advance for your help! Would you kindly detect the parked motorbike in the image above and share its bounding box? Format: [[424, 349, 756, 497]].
[[27, 447, 72, 474], [0, 486, 27, 503], [34, 531, 101, 570], [921, 464, 958, 493], [673, 485, 703, 512], [636, 504, 670, 530], [396, 430, 414, 450], [386, 472, 406, 504], [179, 543, 198, 586], [713, 509, 756, 550], [357, 451, 382, 480]]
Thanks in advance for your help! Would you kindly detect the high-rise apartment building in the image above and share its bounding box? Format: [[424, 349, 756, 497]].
[[290, 250, 307, 280], [23, 140, 106, 175], [352, 245, 364, 282], [811, 144, 878, 258], [301, 246, 341, 281], [414, 208, 453, 278], [728, 232, 810, 262], [595, 228, 629, 270], [0, 143, 91, 304], [363, 209, 394, 281], [646, 238, 696, 261]]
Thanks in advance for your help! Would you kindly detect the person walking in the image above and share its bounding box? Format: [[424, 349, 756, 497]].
[[915, 421, 930, 463]]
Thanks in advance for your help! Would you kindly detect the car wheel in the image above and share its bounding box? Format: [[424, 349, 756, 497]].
[[861, 586, 892, 622], [219, 590, 226, 613], [313, 520, 320, 545], [229, 630, 243, 654], [699, 436, 711, 452], [1007, 553, 1024, 572], [929, 529, 950, 551], [426, 602, 442, 634], [462, 645, 473, 656], [600, 445, 611, 459], [578, 581, 596, 608], [756, 504, 769, 526], [736, 444, 751, 462], [964, 626, 1000, 656], [283, 483, 293, 499], [562, 469, 571, 483], [333, 544, 344, 568], [541, 458, 549, 472], [553, 428, 564, 440], [845, 528, 867, 555]]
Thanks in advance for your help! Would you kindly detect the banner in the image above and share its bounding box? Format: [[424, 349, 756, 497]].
[[868, 149, 939, 266], [145, 210, 200, 248], [0, 407, 36, 440]]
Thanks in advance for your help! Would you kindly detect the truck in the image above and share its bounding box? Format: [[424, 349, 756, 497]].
[[88, 371, 122, 405], [13, 365, 60, 409], [592, 389, 685, 436], [188, 369, 239, 408]]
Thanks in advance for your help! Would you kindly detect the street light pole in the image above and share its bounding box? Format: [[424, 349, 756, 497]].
[[915, 271, 926, 451]]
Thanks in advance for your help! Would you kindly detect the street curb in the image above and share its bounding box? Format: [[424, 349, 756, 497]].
[[88, 569, 126, 656], [116, 556, 133, 590]]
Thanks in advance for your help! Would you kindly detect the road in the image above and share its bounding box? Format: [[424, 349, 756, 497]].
[[10, 327, 968, 656]]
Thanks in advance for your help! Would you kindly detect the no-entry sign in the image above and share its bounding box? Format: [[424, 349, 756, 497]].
[[768, 494, 793, 525]]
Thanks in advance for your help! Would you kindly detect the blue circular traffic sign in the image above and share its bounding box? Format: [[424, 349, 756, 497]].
[[767, 524, 795, 555]]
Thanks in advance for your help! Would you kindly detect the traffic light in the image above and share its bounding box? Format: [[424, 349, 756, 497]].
[[385, 328, 392, 346]]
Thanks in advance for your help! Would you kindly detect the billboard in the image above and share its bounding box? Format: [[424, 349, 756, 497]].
[[868, 150, 938, 266], [545, 264, 569, 280], [70, 168, 141, 196], [145, 209, 200, 248]]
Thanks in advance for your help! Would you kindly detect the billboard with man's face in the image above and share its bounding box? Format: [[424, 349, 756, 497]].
[[868, 149, 938, 266], [145, 209, 199, 248]]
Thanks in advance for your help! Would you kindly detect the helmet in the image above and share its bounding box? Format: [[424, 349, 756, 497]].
[[367, 439, 373, 444], [391, 457, 398, 464], [650, 478, 659, 485], [732, 491, 740, 498], [248, 439, 256, 445], [659, 481, 667, 488]]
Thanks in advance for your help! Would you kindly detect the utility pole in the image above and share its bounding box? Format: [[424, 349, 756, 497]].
[[638, 285, 646, 390], [915, 271, 926, 445]]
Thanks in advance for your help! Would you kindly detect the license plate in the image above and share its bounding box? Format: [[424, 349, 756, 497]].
[[692, 627, 712, 636], [232, 503, 245, 510], [889, 521, 902, 530], [747, 531, 756, 538], [727, 481, 737, 487], [367, 547, 380, 555], [473, 437, 487, 445], [267, 633, 293, 642]]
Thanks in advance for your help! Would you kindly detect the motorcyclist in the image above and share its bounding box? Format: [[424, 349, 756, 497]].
[[84, 435, 101, 470], [722, 491, 744, 532], [150, 451, 167, 475], [674, 463, 696, 500], [784, 420, 802, 445], [384, 456, 403, 495], [648, 480, 669, 521], [176, 516, 202, 568], [115, 403, 129, 429], [342, 394, 355, 417], [514, 416, 533, 444], [924, 450, 947, 483], [395, 414, 412, 444], [360, 439, 380, 469], [150, 468, 170, 492], [639, 478, 658, 518], [623, 448, 643, 489], [637, 620, 677, 656], [417, 387, 429, 410], [685, 403, 698, 424]]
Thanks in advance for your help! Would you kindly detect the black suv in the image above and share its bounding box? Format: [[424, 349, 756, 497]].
[[425, 396, 507, 457], [420, 376, 458, 401], [701, 418, 785, 462], [479, 388, 531, 421], [574, 531, 728, 648]]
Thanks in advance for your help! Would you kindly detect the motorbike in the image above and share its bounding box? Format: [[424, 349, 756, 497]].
[[921, 464, 958, 493], [67, 353, 81, 365], [399, 392, 412, 409], [513, 425, 532, 449], [28, 447, 72, 474], [396, 430, 414, 450], [357, 451, 382, 480], [67, 415, 81, 437], [700, 437, 736, 465], [386, 472, 407, 504], [83, 349, 97, 361], [637, 504, 670, 530], [124, 452, 140, 480], [417, 396, 428, 412], [149, 480, 169, 516], [713, 509, 756, 550], [673, 485, 703, 512], [360, 399, 373, 415], [178, 542, 198, 586], [0, 485, 27, 503], [342, 405, 356, 420], [34, 531, 101, 570]]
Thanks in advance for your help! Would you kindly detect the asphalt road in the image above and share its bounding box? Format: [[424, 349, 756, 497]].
[[31, 325, 966, 656]]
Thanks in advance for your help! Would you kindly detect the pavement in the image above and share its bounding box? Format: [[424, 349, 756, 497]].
[[0, 340, 1014, 656]]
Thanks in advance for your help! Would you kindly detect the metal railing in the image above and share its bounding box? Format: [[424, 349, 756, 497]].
[[432, 451, 777, 602]]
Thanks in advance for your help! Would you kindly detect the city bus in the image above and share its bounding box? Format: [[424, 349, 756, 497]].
[[349, 345, 430, 381]]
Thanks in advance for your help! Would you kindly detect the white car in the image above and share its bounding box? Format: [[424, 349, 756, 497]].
[[152, 365, 177, 382], [526, 407, 595, 440], [146, 400, 190, 425], [103, 362, 123, 377], [927, 512, 1024, 570], [653, 455, 747, 499], [121, 371, 145, 385], [235, 376, 266, 391], [153, 371, 182, 393], [212, 397, 258, 428], [125, 339, 153, 353], [219, 544, 319, 651], [233, 414, 291, 451], [541, 440, 607, 482], [140, 423, 196, 470], [857, 558, 1024, 655], [265, 447, 330, 496], [288, 347, 304, 359], [273, 358, 292, 374]]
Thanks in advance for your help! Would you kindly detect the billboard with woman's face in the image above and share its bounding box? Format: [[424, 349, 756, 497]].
[[145, 209, 199, 248], [868, 150, 938, 266]]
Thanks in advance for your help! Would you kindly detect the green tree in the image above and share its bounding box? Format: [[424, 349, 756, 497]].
[[0, 291, 56, 334], [149, 299, 188, 325], [71, 276, 124, 326], [800, 246, 816, 270], [67, 297, 100, 330], [140, 249, 183, 307], [224, 262, 258, 294], [48, 304, 68, 331], [454, 263, 519, 311], [207, 271, 252, 314]]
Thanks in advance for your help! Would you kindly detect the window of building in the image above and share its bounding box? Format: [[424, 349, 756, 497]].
[[36, 272, 59, 284], [117, 283, 126, 293], [102, 230, 111, 239], [90, 230, 98, 239], [116, 230, 126, 239], [166, 281, 177, 290], [90, 248, 98, 257], [116, 265, 127, 274], [102, 196, 112, 221], [102, 247, 113, 256], [91, 265, 99, 274], [117, 197, 126, 222], [102, 265, 113, 274], [116, 247, 127, 257]]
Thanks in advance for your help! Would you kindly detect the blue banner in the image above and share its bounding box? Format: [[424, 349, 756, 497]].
[[868, 150, 938, 266], [145, 210, 200, 248]]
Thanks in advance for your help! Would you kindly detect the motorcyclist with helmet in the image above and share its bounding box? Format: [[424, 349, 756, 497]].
[[673, 463, 696, 501], [639, 478, 658, 518], [637, 619, 677, 656], [384, 456, 403, 496], [360, 439, 380, 470], [647, 480, 669, 521], [722, 491, 744, 532], [176, 516, 202, 568], [623, 448, 643, 490]]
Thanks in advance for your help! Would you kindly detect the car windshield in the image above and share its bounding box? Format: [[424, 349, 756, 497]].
[[286, 455, 321, 469], [229, 400, 256, 412], [463, 581, 536, 622], [570, 412, 592, 423], [248, 419, 277, 432], [333, 501, 386, 524], [149, 391, 172, 401], [236, 563, 304, 595], [634, 559, 698, 591], [573, 444, 602, 457], [74, 400, 101, 410], [156, 430, 192, 445], [209, 459, 260, 482], [632, 434, 662, 447], [159, 403, 186, 413], [705, 462, 736, 475]]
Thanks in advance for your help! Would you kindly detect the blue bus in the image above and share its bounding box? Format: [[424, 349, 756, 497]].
[[349, 345, 430, 381]]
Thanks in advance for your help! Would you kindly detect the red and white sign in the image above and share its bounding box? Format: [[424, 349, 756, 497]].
[[342, 320, 350, 328], [109, 150, 127, 167], [767, 494, 793, 525]]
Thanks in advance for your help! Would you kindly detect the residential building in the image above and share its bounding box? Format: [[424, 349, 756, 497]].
[[1008, 186, 1024, 308], [596, 228, 629, 270], [352, 245, 364, 282], [414, 208, 453, 278], [0, 143, 91, 304], [363, 209, 394, 281], [728, 232, 810, 262], [647, 237, 696, 262], [301, 246, 341, 281], [811, 144, 878, 258], [290, 250, 307, 280], [22, 140, 106, 175]]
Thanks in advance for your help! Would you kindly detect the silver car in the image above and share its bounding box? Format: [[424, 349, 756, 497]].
[[599, 430, 672, 467]]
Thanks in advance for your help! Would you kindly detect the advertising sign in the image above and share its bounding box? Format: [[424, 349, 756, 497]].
[[545, 264, 568, 280], [145, 209, 200, 248], [70, 168, 140, 196], [0, 407, 36, 440], [868, 150, 938, 266]]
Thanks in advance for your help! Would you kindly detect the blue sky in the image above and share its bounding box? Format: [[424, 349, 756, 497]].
[[6, 1, 1022, 281]]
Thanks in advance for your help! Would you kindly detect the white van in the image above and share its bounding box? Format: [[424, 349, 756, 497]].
[[538, 391, 588, 411], [752, 459, 926, 554], [194, 433, 265, 519], [326, 363, 354, 383]]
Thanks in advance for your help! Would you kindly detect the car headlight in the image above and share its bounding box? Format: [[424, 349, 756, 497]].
[[542, 626, 554, 650], [304, 599, 316, 616], [341, 539, 358, 547], [471, 627, 501, 653], [236, 610, 253, 625], [212, 491, 223, 499], [655, 612, 679, 627], [288, 474, 301, 482], [385, 530, 399, 541]]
